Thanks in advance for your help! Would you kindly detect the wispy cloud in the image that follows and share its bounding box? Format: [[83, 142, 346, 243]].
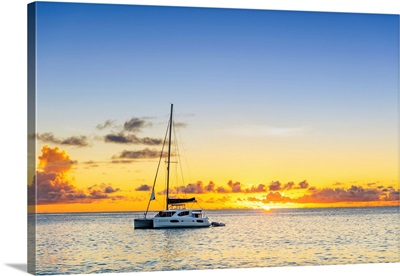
[[123, 117, 152, 132], [104, 133, 162, 145], [96, 120, 116, 130], [174, 122, 188, 128], [112, 148, 164, 160], [36, 132, 89, 147]]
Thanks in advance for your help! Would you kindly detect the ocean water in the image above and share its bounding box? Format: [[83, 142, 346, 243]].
[[32, 207, 399, 275]]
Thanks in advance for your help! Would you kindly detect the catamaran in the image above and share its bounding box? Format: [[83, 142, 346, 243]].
[[134, 104, 211, 229]]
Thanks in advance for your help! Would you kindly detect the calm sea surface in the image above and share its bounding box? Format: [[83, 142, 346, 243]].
[[32, 207, 399, 275]]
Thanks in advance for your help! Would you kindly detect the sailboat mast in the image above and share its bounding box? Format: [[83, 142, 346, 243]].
[[166, 103, 173, 210]]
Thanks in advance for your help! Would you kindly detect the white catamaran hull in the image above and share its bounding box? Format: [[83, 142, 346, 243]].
[[153, 217, 211, 228]]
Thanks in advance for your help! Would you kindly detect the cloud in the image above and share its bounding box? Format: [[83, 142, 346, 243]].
[[246, 192, 291, 204], [174, 122, 188, 128], [380, 187, 399, 201], [387, 190, 399, 201], [83, 160, 97, 165], [263, 192, 292, 203], [146, 177, 399, 206], [228, 180, 242, 193], [87, 184, 121, 199], [38, 145, 77, 173], [29, 146, 84, 204], [247, 196, 261, 202], [184, 181, 207, 194], [28, 171, 87, 204], [297, 180, 309, 189], [123, 117, 152, 132], [165, 181, 216, 194], [135, 184, 152, 191], [28, 146, 123, 205], [140, 137, 163, 145], [216, 186, 229, 193], [30, 177, 123, 204], [283, 182, 295, 190], [294, 186, 381, 203], [82, 160, 100, 168], [113, 148, 163, 159], [245, 184, 267, 193], [245, 184, 397, 205], [269, 181, 281, 191], [110, 159, 135, 164], [104, 185, 119, 193], [268, 181, 308, 191], [104, 133, 162, 145], [160, 181, 265, 195], [204, 181, 216, 192], [99, 116, 160, 146], [205, 196, 231, 204], [96, 120, 116, 130], [158, 180, 309, 196], [37, 132, 89, 147]]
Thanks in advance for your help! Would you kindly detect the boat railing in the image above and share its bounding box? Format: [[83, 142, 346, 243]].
[[169, 203, 187, 210]]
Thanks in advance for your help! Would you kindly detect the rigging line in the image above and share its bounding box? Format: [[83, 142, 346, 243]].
[[164, 165, 168, 210], [173, 120, 187, 198], [144, 119, 170, 218], [168, 121, 178, 198], [195, 200, 205, 212], [175, 121, 193, 185], [167, 122, 179, 199]]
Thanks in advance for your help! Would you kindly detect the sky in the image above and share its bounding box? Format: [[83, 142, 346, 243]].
[[28, 1, 399, 213]]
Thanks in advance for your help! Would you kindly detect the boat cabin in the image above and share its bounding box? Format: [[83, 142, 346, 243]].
[[155, 211, 176, 217], [154, 209, 206, 218]]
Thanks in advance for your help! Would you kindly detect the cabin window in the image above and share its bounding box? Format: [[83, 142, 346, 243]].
[[156, 211, 176, 217], [170, 220, 179, 223], [196, 220, 204, 223], [178, 211, 190, 217]]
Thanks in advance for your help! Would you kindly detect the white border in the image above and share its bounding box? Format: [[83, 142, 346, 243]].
[[0, 1, 398, 276]]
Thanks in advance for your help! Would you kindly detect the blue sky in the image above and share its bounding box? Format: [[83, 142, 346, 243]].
[[37, 3, 398, 123], [34, 2, 398, 187]]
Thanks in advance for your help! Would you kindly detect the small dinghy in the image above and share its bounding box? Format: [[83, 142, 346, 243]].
[[211, 222, 225, 227]]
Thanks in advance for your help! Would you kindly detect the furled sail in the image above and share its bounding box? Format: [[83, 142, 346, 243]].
[[168, 197, 196, 204]]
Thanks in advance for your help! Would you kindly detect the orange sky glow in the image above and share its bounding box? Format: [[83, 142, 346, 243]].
[[28, 145, 399, 213]]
